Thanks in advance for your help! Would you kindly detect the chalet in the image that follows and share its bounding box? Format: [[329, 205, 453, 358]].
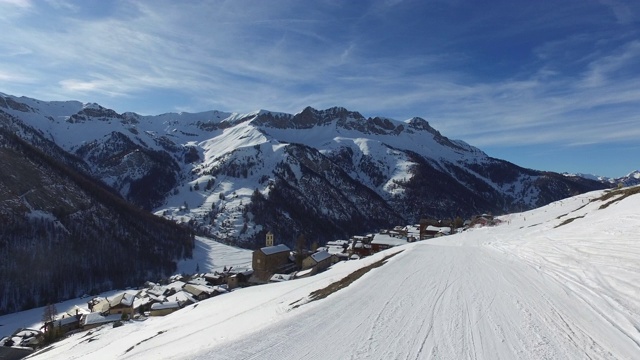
[[149, 301, 181, 316], [45, 314, 81, 337], [183, 284, 221, 300], [165, 290, 198, 307], [227, 269, 253, 289], [252, 244, 292, 282], [421, 225, 451, 238], [133, 293, 154, 314], [419, 218, 454, 239], [81, 313, 122, 330], [350, 240, 372, 257], [351, 234, 373, 243], [371, 234, 407, 252], [470, 214, 495, 227], [392, 226, 409, 237], [107, 292, 136, 318], [165, 280, 187, 295], [87, 297, 110, 313], [204, 273, 225, 285], [301, 250, 332, 273], [0, 329, 42, 359]]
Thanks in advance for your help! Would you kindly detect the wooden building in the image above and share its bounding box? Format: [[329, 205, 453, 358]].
[[107, 292, 136, 318]]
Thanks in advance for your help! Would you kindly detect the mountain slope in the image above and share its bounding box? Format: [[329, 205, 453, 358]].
[[0, 93, 609, 247], [0, 120, 194, 314], [27, 186, 640, 359]]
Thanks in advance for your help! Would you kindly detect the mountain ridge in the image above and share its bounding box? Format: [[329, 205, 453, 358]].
[[0, 92, 615, 248]]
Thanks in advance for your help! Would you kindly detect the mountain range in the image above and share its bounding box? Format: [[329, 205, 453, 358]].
[[2, 92, 629, 253]]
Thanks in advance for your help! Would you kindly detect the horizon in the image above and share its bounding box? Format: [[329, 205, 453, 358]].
[[1, 0, 638, 178]]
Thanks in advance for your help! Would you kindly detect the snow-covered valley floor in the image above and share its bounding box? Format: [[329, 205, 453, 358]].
[[26, 187, 640, 359]]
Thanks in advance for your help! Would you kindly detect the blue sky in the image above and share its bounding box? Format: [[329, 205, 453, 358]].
[[0, 0, 638, 178]]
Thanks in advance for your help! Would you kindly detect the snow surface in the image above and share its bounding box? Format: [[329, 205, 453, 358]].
[[175, 236, 252, 274], [19, 187, 640, 359]]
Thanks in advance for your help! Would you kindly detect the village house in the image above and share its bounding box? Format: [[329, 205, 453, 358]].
[[107, 292, 136, 318], [227, 269, 253, 290], [351, 234, 374, 243], [165, 290, 198, 307], [204, 273, 225, 285], [44, 314, 82, 337], [149, 301, 181, 317], [349, 240, 373, 257], [87, 296, 110, 313], [183, 283, 224, 301], [0, 329, 42, 360], [252, 243, 293, 282], [371, 233, 408, 252], [419, 218, 453, 239], [301, 250, 332, 273], [470, 214, 495, 227], [80, 312, 122, 330]]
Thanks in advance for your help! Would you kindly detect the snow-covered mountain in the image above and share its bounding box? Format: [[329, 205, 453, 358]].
[[565, 170, 640, 187], [24, 186, 640, 359], [0, 92, 608, 247]]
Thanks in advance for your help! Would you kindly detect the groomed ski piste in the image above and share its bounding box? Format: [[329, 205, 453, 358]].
[[25, 186, 640, 359]]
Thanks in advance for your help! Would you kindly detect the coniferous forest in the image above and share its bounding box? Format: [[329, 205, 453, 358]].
[[0, 126, 194, 314]]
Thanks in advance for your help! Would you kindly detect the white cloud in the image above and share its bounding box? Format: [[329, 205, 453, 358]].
[[0, 0, 638, 154]]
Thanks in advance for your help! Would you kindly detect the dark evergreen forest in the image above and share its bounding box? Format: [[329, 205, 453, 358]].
[[0, 127, 194, 314]]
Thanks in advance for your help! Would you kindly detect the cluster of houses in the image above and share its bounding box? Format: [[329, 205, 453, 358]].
[[0, 268, 252, 359], [1, 215, 494, 359], [252, 215, 496, 283], [252, 226, 426, 283]]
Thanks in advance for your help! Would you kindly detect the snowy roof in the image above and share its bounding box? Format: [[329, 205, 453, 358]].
[[326, 240, 349, 246], [425, 225, 451, 233], [310, 251, 331, 263], [270, 273, 295, 282], [260, 244, 291, 255], [151, 301, 180, 310], [65, 305, 90, 317], [109, 292, 136, 307], [165, 290, 197, 305], [295, 268, 313, 277], [166, 281, 186, 292], [133, 297, 152, 309], [188, 277, 209, 286], [326, 246, 345, 255], [53, 315, 80, 327], [148, 285, 167, 297], [371, 234, 408, 246], [82, 313, 122, 326], [183, 284, 219, 297]]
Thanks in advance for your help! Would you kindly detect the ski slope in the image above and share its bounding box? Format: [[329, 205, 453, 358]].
[[28, 187, 640, 359]]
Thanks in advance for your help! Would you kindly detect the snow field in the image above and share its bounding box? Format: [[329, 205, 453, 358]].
[[25, 187, 640, 359]]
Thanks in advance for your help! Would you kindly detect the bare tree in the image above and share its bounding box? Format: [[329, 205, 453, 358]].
[[42, 303, 57, 324]]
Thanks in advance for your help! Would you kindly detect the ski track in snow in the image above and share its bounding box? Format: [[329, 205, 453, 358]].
[[191, 244, 628, 360], [21, 188, 640, 359]]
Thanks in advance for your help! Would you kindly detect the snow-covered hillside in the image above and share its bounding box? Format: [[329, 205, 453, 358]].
[[1, 92, 609, 247], [26, 186, 640, 359]]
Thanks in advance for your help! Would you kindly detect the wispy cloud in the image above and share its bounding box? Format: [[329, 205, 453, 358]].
[[0, 0, 639, 160]]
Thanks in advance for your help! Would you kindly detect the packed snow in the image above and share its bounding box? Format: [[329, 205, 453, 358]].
[[17, 186, 640, 359]]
